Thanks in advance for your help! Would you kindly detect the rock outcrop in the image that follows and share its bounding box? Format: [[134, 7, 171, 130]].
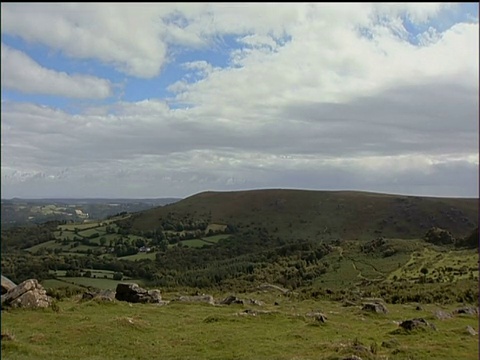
[[1, 279, 52, 309], [1, 275, 17, 295], [115, 283, 162, 304]]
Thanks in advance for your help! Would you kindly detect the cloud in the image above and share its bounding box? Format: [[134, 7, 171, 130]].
[[1, 3, 478, 198], [1, 43, 112, 99]]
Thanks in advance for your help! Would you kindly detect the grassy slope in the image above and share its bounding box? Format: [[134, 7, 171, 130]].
[[128, 190, 478, 241], [2, 295, 478, 360]]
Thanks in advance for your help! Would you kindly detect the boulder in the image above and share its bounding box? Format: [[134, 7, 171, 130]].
[[399, 318, 436, 331], [115, 283, 162, 304], [1, 279, 52, 309], [453, 307, 478, 316], [306, 311, 327, 323], [466, 326, 477, 336], [362, 302, 388, 314], [434, 310, 452, 320], [1, 275, 17, 295]]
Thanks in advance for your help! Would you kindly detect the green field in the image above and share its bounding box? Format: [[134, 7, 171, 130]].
[[2, 294, 478, 360]]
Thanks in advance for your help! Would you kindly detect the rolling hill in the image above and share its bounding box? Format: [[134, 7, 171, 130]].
[[125, 189, 478, 241]]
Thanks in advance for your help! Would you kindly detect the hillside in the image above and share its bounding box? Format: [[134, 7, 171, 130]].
[[125, 189, 478, 241]]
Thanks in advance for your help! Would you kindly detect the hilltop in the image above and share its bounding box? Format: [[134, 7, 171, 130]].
[[124, 189, 478, 241]]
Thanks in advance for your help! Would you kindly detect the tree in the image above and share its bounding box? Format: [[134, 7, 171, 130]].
[[113, 272, 123, 281]]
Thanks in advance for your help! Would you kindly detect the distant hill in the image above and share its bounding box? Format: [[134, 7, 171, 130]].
[[126, 189, 478, 241], [1, 198, 182, 228]]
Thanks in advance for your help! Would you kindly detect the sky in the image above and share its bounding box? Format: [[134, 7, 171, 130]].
[[1, 3, 479, 199]]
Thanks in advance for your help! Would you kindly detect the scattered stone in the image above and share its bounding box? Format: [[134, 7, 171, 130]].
[[306, 311, 327, 322], [399, 318, 437, 331], [1, 275, 17, 295], [1, 279, 52, 309], [175, 295, 215, 305], [115, 283, 162, 304], [466, 326, 477, 336], [239, 309, 275, 316], [220, 295, 244, 305], [82, 289, 116, 302], [453, 307, 478, 316], [247, 298, 264, 306], [434, 310, 452, 320], [362, 302, 388, 314]]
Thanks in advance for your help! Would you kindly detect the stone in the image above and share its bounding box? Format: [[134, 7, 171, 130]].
[[115, 283, 162, 304], [434, 310, 452, 320], [362, 302, 388, 314], [1, 275, 17, 294], [466, 326, 477, 336], [306, 311, 327, 323], [399, 318, 436, 331], [220, 295, 244, 305], [1, 279, 52, 309]]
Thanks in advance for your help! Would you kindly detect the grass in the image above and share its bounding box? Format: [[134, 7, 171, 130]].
[[2, 294, 478, 360], [180, 239, 212, 248], [202, 234, 231, 243]]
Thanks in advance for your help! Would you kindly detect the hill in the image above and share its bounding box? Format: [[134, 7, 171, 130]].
[[125, 189, 478, 241], [1, 197, 181, 228]]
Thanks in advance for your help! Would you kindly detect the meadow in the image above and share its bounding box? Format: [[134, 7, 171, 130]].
[[2, 292, 478, 360]]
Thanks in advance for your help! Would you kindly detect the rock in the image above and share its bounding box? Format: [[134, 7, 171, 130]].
[[83, 289, 116, 302], [247, 298, 264, 306], [343, 300, 357, 307], [1, 279, 52, 309], [115, 283, 162, 304], [399, 318, 437, 331], [1, 275, 17, 294], [466, 326, 477, 336], [453, 307, 478, 316], [240, 309, 275, 316], [434, 310, 452, 320], [362, 302, 388, 314], [306, 311, 327, 323], [175, 295, 215, 305], [274, 301, 280, 306], [220, 295, 244, 305], [415, 305, 423, 311]]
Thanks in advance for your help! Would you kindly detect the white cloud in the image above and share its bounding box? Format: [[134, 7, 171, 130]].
[[1, 3, 478, 198], [1, 43, 112, 99]]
